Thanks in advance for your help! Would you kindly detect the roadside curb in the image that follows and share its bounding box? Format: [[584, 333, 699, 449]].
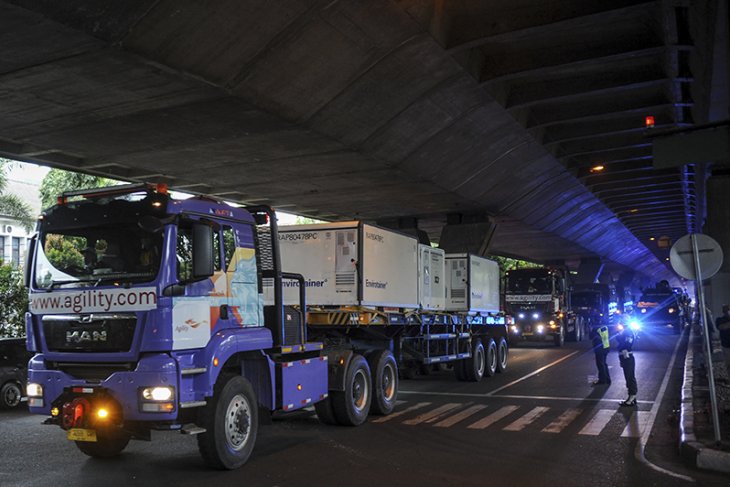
[[679, 326, 730, 474]]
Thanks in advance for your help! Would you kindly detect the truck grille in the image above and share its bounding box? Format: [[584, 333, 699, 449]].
[[42, 314, 137, 353]]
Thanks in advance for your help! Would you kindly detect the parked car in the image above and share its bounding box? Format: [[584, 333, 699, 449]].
[[0, 338, 32, 409]]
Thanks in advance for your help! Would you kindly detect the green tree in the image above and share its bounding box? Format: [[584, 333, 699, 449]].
[[0, 158, 34, 232], [0, 264, 28, 337], [39, 168, 118, 210]]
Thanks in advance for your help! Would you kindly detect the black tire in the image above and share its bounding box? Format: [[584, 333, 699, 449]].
[[75, 431, 130, 458], [554, 326, 565, 347], [484, 339, 498, 377], [496, 337, 508, 373], [198, 375, 259, 470], [331, 354, 371, 426], [314, 396, 338, 425], [464, 339, 486, 382], [0, 382, 22, 409], [367, 350, 398, 416]]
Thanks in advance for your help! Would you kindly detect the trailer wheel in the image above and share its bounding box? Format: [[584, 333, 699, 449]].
[[464, 339, 486, 382], [484, 339, 498, 377], [331, 354, 371, 426], [198, 374, 259, 470], [367, 350, 398, 415], [496, 337, 508, 373], [75, 431, 131, 458], [0, 382, 22, 409], [314, 396, 338, 425]]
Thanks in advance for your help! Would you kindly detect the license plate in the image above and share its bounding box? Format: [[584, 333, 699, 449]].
[[67, 428, 97, 442]]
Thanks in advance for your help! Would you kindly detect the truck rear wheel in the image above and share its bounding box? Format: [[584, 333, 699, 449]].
[[484, 339, 498, 377], [496, 338, 508, 373], [331, 354, 371, 426], [464, 339, 485, 382], [75, 431, 131, 458], [198, 374, 259, 470], [367, 350, 398, 415]]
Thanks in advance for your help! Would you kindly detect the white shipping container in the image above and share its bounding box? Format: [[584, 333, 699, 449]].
[[268, 222, 419, 309], [445, 254, 500, 313], [418, 245, 445, 310]]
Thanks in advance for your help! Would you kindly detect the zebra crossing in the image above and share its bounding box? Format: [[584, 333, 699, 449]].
[[368, 400, 650, 438]]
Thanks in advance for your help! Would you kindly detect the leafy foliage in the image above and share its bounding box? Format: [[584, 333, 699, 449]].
[[0, 158, 34, 231], [44, 234, 85, 271], [39, 169, 118, 210], [0, 264, 28, 337]]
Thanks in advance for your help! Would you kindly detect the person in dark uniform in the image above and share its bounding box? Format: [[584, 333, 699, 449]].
[[617, 325, 638, 406], [590, 321, 611, 386]]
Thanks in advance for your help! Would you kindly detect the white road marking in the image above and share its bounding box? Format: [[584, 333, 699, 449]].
[[434, 404, 488, 428], [403, 403, 462, 425], [578, 409, 615, 436], [634, 333, 695, 482], [399, 390, 653, 404], [622, 411, 651, 438], [503, 406, 549, 431], [468, 405, 519, 430], [542, 408, 582, 433], [371, 401, 431, 423], [486, 351, 580, 395]]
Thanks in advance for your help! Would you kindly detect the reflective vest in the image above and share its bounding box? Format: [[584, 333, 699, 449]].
[[598, 326, 610, 349]]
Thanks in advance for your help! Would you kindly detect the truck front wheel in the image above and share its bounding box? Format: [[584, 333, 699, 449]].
[[75, 431, 130, 458], [367, 350, 398, 415], [198, 374, 259, 470], [331, 354, 371, 425]]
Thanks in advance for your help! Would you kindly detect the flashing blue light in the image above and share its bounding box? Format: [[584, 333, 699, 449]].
[[629, 321, 641, 331]]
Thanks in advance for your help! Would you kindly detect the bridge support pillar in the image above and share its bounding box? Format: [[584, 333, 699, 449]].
[[705, 173, 730, 318], [437, 213, 496, 256]]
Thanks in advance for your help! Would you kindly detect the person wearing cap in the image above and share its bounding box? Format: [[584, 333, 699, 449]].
[[617, 325, 638, 406]]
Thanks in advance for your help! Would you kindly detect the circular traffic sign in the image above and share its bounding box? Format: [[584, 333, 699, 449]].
[[670, 233, 723, 280]]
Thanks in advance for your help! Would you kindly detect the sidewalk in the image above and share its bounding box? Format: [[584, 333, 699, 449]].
[[679, 323, 730, 473]]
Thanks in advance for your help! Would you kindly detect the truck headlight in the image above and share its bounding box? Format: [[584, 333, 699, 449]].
[[536, 324, 544, 333], [532, 312, 540, 320], [139, 386, 175, 412], [518, 313, 525, 319], [141, 386, 174, 401], [641, 308, 647, 314], [27, 383, 43, 397], [668, 308, 675, 314], [27, 383, 44, 407]]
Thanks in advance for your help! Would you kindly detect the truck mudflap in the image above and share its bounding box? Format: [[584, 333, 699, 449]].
[[277, 356, 329, 412]]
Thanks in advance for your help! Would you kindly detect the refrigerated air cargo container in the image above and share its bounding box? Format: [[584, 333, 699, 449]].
[[268, 221, 511, 386], [445, 253, 500, 314]]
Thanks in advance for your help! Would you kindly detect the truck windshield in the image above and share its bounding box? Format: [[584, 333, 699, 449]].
[[34, 223, 163, 289], [507, 276, 551, 293], [572, 293, 599, 308]]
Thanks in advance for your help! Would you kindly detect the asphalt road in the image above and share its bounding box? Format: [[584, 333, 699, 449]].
[[1, 330, 727, 487]]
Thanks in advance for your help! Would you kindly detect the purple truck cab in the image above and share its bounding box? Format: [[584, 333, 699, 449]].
[[24, 184, 329, 469]]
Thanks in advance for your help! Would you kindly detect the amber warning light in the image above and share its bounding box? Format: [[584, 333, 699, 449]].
[[645, 115, 655, 128]]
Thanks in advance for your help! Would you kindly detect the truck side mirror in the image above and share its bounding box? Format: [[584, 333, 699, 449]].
[[24, 236, 36, 288], [192, 223, 214, 279]]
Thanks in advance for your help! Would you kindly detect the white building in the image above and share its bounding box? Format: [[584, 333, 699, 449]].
[[1, 162, 47, 267]]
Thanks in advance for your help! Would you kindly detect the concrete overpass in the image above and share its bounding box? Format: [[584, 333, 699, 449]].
[[1, 0, 728, 284]]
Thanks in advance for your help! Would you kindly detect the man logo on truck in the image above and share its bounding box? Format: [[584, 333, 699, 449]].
[[66, 330, 107, 344]]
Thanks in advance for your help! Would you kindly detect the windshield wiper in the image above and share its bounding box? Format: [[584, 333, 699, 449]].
[[47, 278, 99, 290]]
